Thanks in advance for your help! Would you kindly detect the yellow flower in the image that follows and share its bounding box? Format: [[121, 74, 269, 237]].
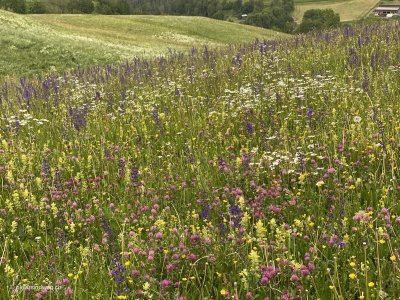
[[368, 282, 375, 288], [22, 189, 29, 198], [255, 220, 266, 240], [124, 261, 131, 267], [350, 262, 356, 267], [220, 288, 228, 296], [390, 255, 396, 261], [349, 273, 357, 280], [248, 249, 260, 270], [4, 264, 14, 276], [117, 296, 127, 300], [379, 239, 385, 244]]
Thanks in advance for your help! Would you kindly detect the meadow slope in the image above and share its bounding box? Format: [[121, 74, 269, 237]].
[[293, 0, 380, 22], [0, 21, 400, 299], [0, 9, 284, 78]]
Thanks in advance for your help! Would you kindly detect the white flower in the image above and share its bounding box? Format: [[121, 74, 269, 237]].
[[316, 180, 325, 187], [353, 116, 362, 123]]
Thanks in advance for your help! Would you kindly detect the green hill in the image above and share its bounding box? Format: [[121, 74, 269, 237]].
[[0, 10, 285, 78]]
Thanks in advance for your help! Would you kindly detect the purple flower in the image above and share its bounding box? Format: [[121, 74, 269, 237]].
[[261, 277, 269, 284], [187, 253, 197, 262], [161, 279, 172, 289]]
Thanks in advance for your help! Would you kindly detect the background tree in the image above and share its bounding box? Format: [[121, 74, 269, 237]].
[[29, 0, 47, 13], [68, 0, 94, 13], [245, 0, 295, 33], [297, 9, 340, 33], [2, 0, 26, 13], [42, 0, 69, 13]]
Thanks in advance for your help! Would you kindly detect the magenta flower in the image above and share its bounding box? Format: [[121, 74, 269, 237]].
[[291, 274, 299, 282], [161, 279, 172, 289]]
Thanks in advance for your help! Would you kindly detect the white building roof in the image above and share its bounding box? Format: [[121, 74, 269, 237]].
[[374, 6, 400, 11]]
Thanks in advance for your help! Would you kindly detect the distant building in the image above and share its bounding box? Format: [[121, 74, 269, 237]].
[[373, 5, 400, 17]]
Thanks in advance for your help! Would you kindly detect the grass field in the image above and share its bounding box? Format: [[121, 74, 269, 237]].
[[0, 10, 285, 78], [293, 0, 380, 21], [1, 19, 400, 299]]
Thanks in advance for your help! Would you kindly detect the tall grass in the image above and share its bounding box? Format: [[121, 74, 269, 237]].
[[0, 20, 399, 299]]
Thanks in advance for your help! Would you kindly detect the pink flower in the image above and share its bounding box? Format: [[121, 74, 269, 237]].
[[327, 167, 336, 174], [64, 287, 73, 297], [35, 293, 43, 300], [291, 274, 299, 282]]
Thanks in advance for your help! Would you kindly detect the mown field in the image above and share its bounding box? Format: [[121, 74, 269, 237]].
[[0, 9, 284, 78], [293, 0, 380, 21], [1, 12, 400, 300]]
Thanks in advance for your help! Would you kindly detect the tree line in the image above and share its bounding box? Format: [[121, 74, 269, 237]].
[[0, 0, 340, 33]]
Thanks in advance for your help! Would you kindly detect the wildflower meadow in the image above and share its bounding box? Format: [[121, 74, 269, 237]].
[[1, 21, 400, 300]]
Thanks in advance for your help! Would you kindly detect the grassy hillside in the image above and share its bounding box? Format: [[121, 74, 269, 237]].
[[293, 0, 379, 21], [0, 9, 285, 78]]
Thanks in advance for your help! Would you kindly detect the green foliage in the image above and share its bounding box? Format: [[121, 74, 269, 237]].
[[67, 0, 95, 13], [28, 0, 47, 14], [245, 0, 295, 33], [42, 0, 69, 13], [245, 10, 274, 29], [212, 10, 225, 20], [0, 0, 26, 13], [297, 8, 340, 33]]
